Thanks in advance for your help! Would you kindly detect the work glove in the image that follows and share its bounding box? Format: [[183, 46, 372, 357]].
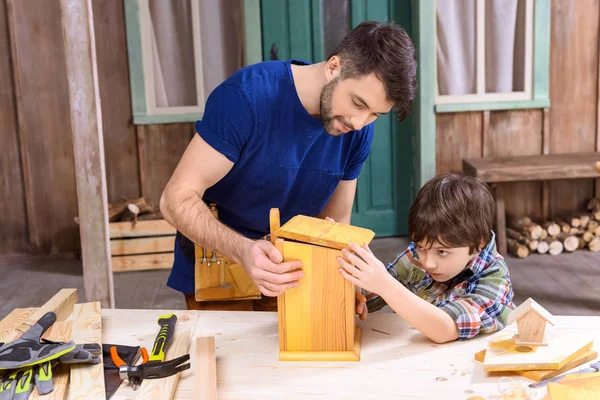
[[0, 312, 75, 371], [0, 343, 102, 399]]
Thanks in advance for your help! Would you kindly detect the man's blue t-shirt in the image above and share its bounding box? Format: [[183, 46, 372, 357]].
[[167, 59, 374, 294]]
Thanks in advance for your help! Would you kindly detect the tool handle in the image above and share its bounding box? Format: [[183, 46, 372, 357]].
[[148, 314, 177, 362]]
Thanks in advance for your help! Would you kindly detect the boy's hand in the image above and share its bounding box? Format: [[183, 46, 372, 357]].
[[337, 242, 392, 295], [355, 290, 368, 321]]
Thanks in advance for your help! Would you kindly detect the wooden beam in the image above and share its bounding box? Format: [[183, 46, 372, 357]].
[[58, 0, 114, 308], [542, 108, 551, 220], [17, 288, 78, 335], [137, 312, 198, 399], [596, 25, 600, 199], [195, 336, 217, 400], [0, 308, 35, 342], [69, 302, 105, 399]]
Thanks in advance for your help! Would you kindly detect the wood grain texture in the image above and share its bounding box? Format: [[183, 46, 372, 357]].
[[109, 219, 176, 238], [30, 319, 72, 400], [137, 123, 195, 207], [436, 112, 483, 174], [463, 153, 600, 182], [276, 215, 375, 250], [137, 311, 197, 399], [549, 0, 599, 216], [0, 308, 34, 342], [112, 253, 174, 272], [91, 0, 140, 203], [0, 0, 27, 253], [16, 288, 78, 336], [278, 240, 358, 359], [483, 110, 543, 221], [60, 0, 115, 307], [6, 0, 79, 253], [483, 334, 593, 372], [195, 336, 217, 400], [69, 302, 105, 400], [474, 349, 598, 382], [110, 236, 175, 255]]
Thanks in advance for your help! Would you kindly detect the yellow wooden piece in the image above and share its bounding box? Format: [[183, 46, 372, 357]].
[[474, 349, 598, 382], [482, 334, 593, 372], [111, 253, 174, 272], [275, 215, 375, 250], [275, 212, 372, 361], [195, 336, 217, 400], [109, 219, 176, 239], [110, 236, 174, 255], [547, 373, 600, 400]]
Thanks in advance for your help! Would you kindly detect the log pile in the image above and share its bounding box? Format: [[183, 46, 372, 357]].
[[506, 198, 600, 258], [108, 197, 161, 224]]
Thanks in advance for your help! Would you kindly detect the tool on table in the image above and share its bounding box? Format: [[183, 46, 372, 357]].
[[109, 314, 190, 391], [103, 344, 142, 399], [528, 360, 600, 388]]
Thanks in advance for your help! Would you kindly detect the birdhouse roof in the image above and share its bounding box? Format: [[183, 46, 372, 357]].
[[275, 215, 375, 250], [507, 298, 556, 326]]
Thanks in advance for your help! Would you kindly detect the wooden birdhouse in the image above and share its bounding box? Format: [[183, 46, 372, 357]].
[[269, 209, 375, 361], [507, 298, 556, 346]]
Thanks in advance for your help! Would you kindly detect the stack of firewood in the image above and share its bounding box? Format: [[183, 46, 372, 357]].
[[506, 198, 600, 258], [108, 197, 161, 223]]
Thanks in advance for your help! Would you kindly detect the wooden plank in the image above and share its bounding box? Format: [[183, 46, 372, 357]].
[[137, 123, 195, 207], [59, 0, 114, 308], [0, 0, 28, 253], [436, 112, 482, 174], [30, 319, 72, 400], [0, 308, 35, 342], [276, 215, 375, 251], [92, 0, 141, 203], [549, 0, 599, 217], [69, 302, 105, 399], [483, 335, 593, 372], [195, 336, 217, 400], [137, 311, 197, 399], [112, 253, 174, 272], [484, 110, 543, 221], [475, 348, 598, 382], [542, 108, 551, 220], [463, 153, 600, 183], [6, 0, 79, 253], [16, 289, 78, 336], [109, 219, 176, 238], [110, 236, 175, 256]]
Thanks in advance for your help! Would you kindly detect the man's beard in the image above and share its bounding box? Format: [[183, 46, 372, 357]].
[[319, 77, 352, 137]]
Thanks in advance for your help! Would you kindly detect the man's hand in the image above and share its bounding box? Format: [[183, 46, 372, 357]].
[[355, 290, 368, 321], [337, 242, 394, 296], [241, 240, 305, 297]]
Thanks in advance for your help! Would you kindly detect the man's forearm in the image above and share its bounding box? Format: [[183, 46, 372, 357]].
[[160, 186, 251, 264]]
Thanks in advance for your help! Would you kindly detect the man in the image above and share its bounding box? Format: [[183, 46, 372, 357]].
[[160, 21, 417, 312]]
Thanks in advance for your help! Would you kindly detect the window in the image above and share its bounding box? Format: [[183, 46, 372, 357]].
[[124, 0, 248, 124], [434, 0, 550, 112]]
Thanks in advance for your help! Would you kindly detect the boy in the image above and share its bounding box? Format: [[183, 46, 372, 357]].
[[337, 173, 515, 343]]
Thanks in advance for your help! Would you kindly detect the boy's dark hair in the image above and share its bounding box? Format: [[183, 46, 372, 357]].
[[328, 21, 417, 121], [408, 173, 495, 254]]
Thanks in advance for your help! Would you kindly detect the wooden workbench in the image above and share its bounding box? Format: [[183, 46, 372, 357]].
[[104, 309, 600, 399]]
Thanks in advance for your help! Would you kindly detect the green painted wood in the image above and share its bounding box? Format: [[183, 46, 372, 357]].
[[124, 0, 147, 119], [133, 113, 204, 125], [436, 98, 551, 113], [311, 0, 324, 61], [244, 0, 263, 65], [348, 0, 415, 236], [533, 0, 550, 103], [413, 0, 437, 190], [289, 0, 314, 61]]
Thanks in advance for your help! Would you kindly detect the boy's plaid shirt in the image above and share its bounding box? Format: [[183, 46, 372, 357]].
[[366, 232, 516, 340]]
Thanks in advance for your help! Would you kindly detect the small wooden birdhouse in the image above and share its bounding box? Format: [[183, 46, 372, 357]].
[[269, 209, 375, 361], [507, 298, 556, 346]]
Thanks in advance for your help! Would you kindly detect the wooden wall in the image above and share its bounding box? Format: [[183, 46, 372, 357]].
[[1, 0, 599, 254], [0, 0, 193, 254], [437, 0, 600, 222]]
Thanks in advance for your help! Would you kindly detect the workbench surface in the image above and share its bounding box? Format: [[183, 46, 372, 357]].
[[103, 309, 600, 399]]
